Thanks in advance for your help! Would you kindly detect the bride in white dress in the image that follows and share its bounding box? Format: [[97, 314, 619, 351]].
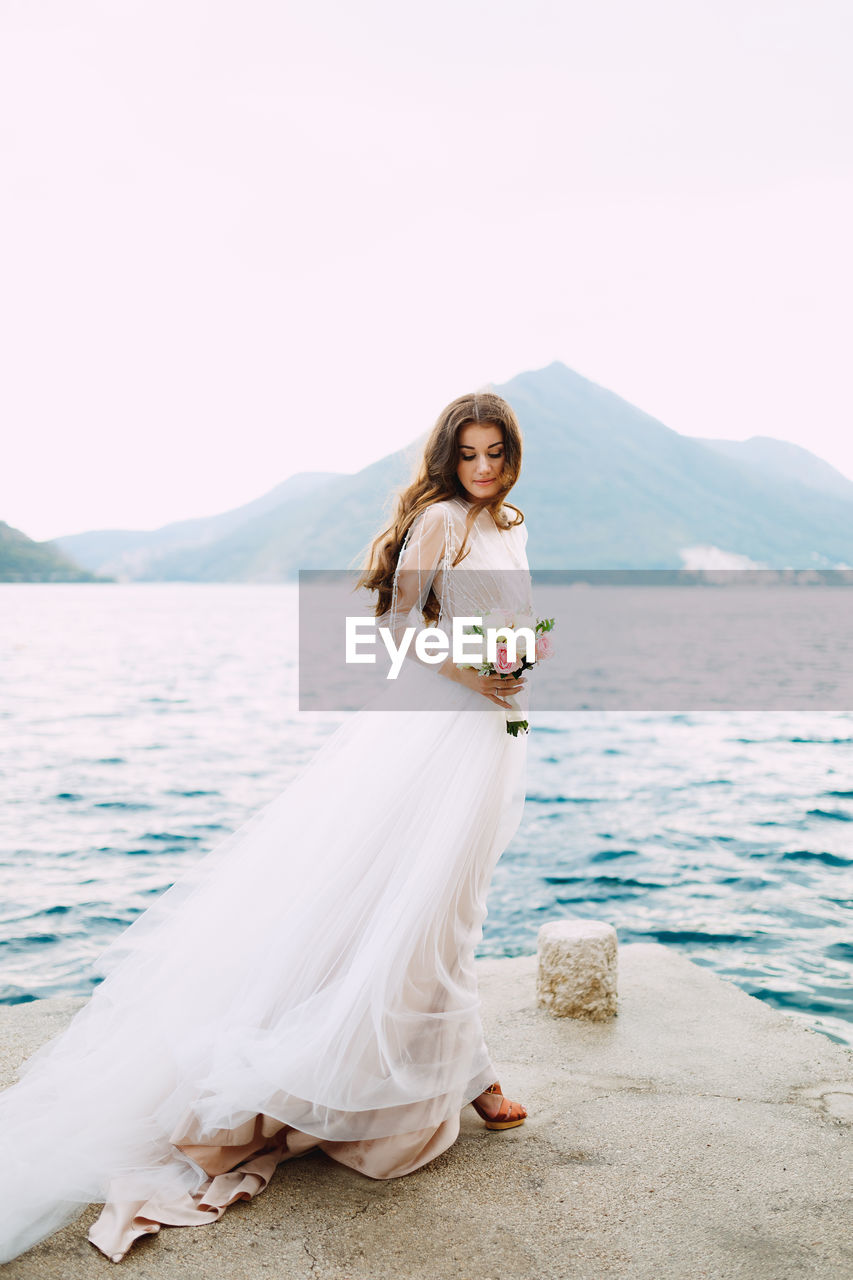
[[0, 391, 534, 1264]]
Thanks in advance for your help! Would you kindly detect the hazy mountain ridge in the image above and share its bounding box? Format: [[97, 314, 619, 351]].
[[54, 471, 341, 578], [21, 360, 853, 578], [696, 435, 853, 504]]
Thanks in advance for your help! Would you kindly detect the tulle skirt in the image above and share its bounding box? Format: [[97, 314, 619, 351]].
[[0, 662, 528, 1263]]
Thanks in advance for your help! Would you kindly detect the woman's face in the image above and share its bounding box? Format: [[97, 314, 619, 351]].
[[456, 422, 505, 501]]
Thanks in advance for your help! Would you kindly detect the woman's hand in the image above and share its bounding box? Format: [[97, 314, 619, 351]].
[[440, 661, 527, 709]]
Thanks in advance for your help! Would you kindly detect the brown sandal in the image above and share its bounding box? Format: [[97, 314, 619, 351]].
[[470, 1081, 527, 1130]]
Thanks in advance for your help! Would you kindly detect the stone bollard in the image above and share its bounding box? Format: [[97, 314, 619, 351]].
[[536, 919, 618, 1019]]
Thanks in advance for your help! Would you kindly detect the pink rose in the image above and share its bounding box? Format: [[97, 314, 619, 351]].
[[494, 644, 517, 675], [535, 632, 555, 661]]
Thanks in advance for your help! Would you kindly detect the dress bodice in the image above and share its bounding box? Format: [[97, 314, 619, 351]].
[[413, 496, 533, 633], [376, 493, 533, 713], [441, 496, 529, 572]]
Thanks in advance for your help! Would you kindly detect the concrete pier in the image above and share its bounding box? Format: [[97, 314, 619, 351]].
[[2, 943, 851, 1279]]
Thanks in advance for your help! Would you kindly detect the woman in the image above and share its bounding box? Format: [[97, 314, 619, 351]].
[[0, 390, 533, 1264]]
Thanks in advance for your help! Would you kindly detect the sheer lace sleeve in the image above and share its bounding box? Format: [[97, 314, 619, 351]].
[[392, 504, 454, 623], [378, 502, 457, 674]]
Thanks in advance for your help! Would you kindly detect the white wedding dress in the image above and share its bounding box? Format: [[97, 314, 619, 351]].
[[0, 495, 533, 1264]]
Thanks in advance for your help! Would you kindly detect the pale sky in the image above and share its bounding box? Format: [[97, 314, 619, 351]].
[[1, 0, 851, 541]]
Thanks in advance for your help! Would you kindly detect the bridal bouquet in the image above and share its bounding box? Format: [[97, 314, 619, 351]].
[[457, 612, 556, 736]]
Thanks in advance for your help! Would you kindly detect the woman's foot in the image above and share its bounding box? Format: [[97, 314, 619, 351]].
[[471, 1081, 527, 1129]]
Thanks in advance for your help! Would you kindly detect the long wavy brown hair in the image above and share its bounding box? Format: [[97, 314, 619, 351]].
[[355, 390, 524, 625]]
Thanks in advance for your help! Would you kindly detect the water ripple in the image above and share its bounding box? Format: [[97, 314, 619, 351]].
[[0, 584, 850, 1050]]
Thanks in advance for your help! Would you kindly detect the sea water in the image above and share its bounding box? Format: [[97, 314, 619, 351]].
[[1, 583, 850, 1049]]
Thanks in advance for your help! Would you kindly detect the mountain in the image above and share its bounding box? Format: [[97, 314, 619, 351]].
[[0, 522, 107, 582], [122, 442, 428, 582], [42, 361, 853, 577], [695, 436, 853, 504], [500, 362, 853, 568], [53, 471, 340, 578]]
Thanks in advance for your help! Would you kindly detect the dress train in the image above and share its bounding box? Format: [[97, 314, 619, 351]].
[[0, 665, 528, 1263], [0, 494, 533, 1263]]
